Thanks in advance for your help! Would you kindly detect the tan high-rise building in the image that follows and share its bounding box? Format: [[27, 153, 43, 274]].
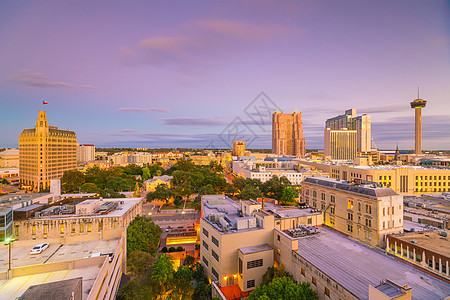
[[324, 128, 357, 160], [272, 112, 305, 157], [77, 144, 95, 164], [19, 111, 77, 192], [232, 141, 246, 156]]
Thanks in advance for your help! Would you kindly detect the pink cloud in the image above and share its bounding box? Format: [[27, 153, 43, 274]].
[[8, 69, 94, 89]]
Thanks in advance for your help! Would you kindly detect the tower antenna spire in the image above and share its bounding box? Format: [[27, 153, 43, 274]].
[[417, 86, 420, 99]]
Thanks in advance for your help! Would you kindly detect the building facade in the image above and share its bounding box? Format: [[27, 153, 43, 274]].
[[233, 141, 246, 157], [272, 112, 305, 157], [0, 149, 19, 168], [324, 128, 357, 160], [301, 177, 403, 247], [76, 144, 95, 164], [325, 109, 371, 153], [19, 111, 77, 192]]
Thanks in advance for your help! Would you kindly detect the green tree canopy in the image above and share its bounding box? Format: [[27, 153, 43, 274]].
[[127, 215, 162, 256], [146, 183, 173, 203], [127, 250, 154, 277], [249, 277, 318, 300], [61, 170, 85, 192], [281, 186, 297, 204], [152, 254, 174, 296], [80, 182, 99, 193]]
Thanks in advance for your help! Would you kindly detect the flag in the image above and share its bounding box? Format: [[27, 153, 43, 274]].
[[43, 101, 48, 105]]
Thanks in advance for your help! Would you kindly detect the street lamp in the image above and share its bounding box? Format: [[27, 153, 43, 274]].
[[4, 236, 15, 277], [181, 211, 185, 220]]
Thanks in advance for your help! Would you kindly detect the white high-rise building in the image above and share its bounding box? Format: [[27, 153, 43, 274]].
[[77, 144, 95, 164]]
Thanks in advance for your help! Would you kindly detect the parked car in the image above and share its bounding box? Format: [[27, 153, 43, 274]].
[[30, 243, 50, 254], [101, 252, 114, 262]]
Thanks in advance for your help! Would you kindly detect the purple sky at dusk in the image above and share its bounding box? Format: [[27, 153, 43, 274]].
[[1, 0, 449, 150]]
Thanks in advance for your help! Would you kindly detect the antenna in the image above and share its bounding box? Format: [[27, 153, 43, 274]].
[[417, 86, 420, 99]]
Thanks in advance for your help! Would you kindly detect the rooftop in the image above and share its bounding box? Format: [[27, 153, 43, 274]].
[[389, 231, 450, 258], [18, 277, 82, 300], [239, 243, 272, 255], [374, 281, 405, 298], [304, 177, 398, 197], [295, 228, 450, 299]]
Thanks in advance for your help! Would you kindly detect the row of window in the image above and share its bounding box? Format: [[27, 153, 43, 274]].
[[301, 268, 331, 298]]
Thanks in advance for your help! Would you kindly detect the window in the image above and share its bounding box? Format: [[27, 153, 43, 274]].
[[203, 228, 209, 237], [239, 258, 243, 275], [347, 224, 353, 232], [14, 225, 19, 237], [435, 261, 439, 271], [32, 225, 36, 235], [98, 221, 103, 232], [202, 256, 209, 267], [212, 236, 219, 247], [416, 254, 422, 263], [348, 213, 353, 221], [358, 202, 361, 211], [247, 279, 255, 289], [203, 241, 209, 250], [87, 223, 92, 232], [428, 259, 433, 268], [71, 223, 76, 233], [442, 264, 447, 274], [330, 207, 335, 214], [43, 224, 48, 235], [383, 207, 385, 216], [301, 268, 305, 276], [277, 234, 280, 241], [330, 195, 335, 203], [307, 218, 312, 225], [212, 250, 219, 262], [347, 200, 354, 209], [60, 224, 65, 234], [365, 219, 371, 228], [383, 222, 385, 229], [80, 223, 84, 233], [365, 231, 371, 241], [247, 259, 263, 269], [330, 217, 335, 225], [365, 204, 372, 214], [325, 287, 330, 297], [305, 189, 309, 196], [321, 193, 325, 200], [312, 277, 317, 286], [212, 267, 219, 280], [392, 206, 395, 214]]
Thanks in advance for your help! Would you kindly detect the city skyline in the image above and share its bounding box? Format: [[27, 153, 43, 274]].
[[1, 0, 449, 149]]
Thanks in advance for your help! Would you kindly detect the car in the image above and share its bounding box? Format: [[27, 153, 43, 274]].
[[101, 252, 114, 262], [30, 243, 50, 254]]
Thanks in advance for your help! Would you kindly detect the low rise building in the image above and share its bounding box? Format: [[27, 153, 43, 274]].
[[144, 175, 173, 192], [297, 159, 450, 194], [275, 226, 450, 300], [0, 149, 19, 168], [386, 231, 450, 279], [301, 177, 403, 247]]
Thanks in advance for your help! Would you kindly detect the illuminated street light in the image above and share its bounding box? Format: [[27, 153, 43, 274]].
[[4, 235, 15, 278]]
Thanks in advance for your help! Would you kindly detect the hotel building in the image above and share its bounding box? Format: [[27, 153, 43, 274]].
[[325, 109, 371, 152], [232, 141, 246, 157], [19, 111, 77, 192], [272, 111, 305, 157], [324, 128, 357, 160], [301, 177, 404, 247], [76, 144, 95, 164]]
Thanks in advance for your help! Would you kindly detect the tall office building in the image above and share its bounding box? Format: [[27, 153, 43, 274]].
[[324, 128, 357, 160], [19, 111, 77, 192], [325, 109, 371, 152], [232, 141, 246, 157], [272, 111, 305, 157], [77, 144, 95, 164]]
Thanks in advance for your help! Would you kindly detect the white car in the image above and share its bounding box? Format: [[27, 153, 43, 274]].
[[30, 243, 50, 254]]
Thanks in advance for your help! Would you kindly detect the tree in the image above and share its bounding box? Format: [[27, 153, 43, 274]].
[[281, 186, 297, 204], [152, 254, 174, 296], [127, 250, 154, 277], [146, 184, 173, 203], [142, 167, 151, 181], [106, 176, 134, 192], [262, 266, 292, 285], [1, 178, 8, 185], [249, 277, 318, 300], [183, 255, 195, 267], [239, 185, 263, 200], [192, 263, 212, 300], [127, 215, 162, 256], [61, 170, 85, 192], [80, 182, 99, 193], [173, 266, 194, 298]]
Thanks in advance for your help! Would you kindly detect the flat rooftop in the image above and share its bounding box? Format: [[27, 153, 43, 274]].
[[0, 238, 119, 299], [296, 228, 450, 299], [304, 177, 398, 197], [390, 231, 450, 258], [271, 207, 322, 219], [239, 243, 272, 255]]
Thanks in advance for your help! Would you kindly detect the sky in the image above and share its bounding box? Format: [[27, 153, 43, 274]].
[[0, 0, 449, 150]]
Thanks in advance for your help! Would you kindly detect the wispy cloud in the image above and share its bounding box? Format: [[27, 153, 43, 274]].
[[118, 107, 169, 113], [8, 69, 94, 89], [120, 19, 299, 68], [361, 105, 409, 114], [159, 117, 227, 127]]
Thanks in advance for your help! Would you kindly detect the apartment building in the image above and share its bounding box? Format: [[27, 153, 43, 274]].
[[301, 177, 403, 247], [297, 159, 450, 194], [19, 111, 77, 192], [232, 141, 246, 157], [76, 144, 95, 164]]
